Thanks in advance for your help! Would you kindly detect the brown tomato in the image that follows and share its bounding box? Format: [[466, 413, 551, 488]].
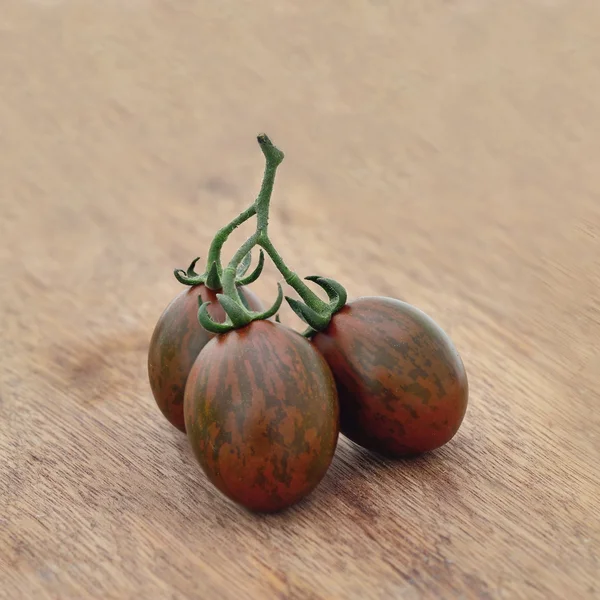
[[148, 285, 262, 432], [312, 297, 468, 457], [184, 320, 339, 512]]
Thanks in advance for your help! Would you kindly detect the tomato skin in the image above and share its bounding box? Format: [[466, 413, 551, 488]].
[[311, 297, 468, 457], [184, 320, 339, 513], [148, 285, 263, 432]]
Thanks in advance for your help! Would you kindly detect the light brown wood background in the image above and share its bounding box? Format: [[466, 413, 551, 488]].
[[1, 1, 599, 599]]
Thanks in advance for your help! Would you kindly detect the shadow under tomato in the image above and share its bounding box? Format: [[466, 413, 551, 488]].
[[307, 434, 468, 519], [168, 424, 469, 522], [337, 434, 452, 475]]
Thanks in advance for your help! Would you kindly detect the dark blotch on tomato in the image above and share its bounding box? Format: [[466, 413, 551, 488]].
[[312, 297, 468, 457], [148, 285, 262, 432], [184, 320, 339, 513]]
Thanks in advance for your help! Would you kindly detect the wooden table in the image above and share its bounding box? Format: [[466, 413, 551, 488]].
[[2, 2, 599, 599]]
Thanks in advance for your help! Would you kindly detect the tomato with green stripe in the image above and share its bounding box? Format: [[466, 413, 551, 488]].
[[184, 320, 339, 512], [148, 284, 263, 432], [311, 297, 468, 457]]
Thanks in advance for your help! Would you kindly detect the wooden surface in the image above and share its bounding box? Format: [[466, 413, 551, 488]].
[[1, 1, 599, 599]]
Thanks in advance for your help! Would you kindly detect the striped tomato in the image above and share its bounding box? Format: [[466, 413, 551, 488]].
[[184, 320, 339, 512], [311, 297, 468, 457], [148, 284, 263, 432]]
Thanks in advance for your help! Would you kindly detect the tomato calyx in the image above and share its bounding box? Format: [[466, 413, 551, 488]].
[[286, 276, 348, 337], [198, 282, 284, 333], [235, 250, 265, 286], [173, 249, 266, 290]]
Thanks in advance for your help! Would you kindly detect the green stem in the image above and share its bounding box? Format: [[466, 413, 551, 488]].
[[255, 134, 284, 231], [221, 134, 327, 312], [204, 204, 257, 289], [258, 235, 328, 313], [221, 232, 260, 301], [202, 133, 342, 335], [254, 135, 328, 311], [202, 136, 283, 290]]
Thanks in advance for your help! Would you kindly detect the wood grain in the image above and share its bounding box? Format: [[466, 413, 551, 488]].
[[1, 1, 599, 598]]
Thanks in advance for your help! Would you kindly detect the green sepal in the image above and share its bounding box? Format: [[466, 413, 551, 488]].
[[187, 256, 202, 277], [216, 294, 253, 328], [238, 287, 251, 310], [237, 250, 265, 286], [173, 257, 207, 287], [197, 300, 233, 334], [236, 252, 253, 278], [285, 296, 331, 331], [253, 283, 283, 321], [205, 261, 222, 291], [301, 326, 316, 339], [174, 268, 204, 286], [305, 276, 348, 312]]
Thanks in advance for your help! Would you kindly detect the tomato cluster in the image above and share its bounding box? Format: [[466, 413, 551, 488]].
[[148, 135, 468, 513]]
